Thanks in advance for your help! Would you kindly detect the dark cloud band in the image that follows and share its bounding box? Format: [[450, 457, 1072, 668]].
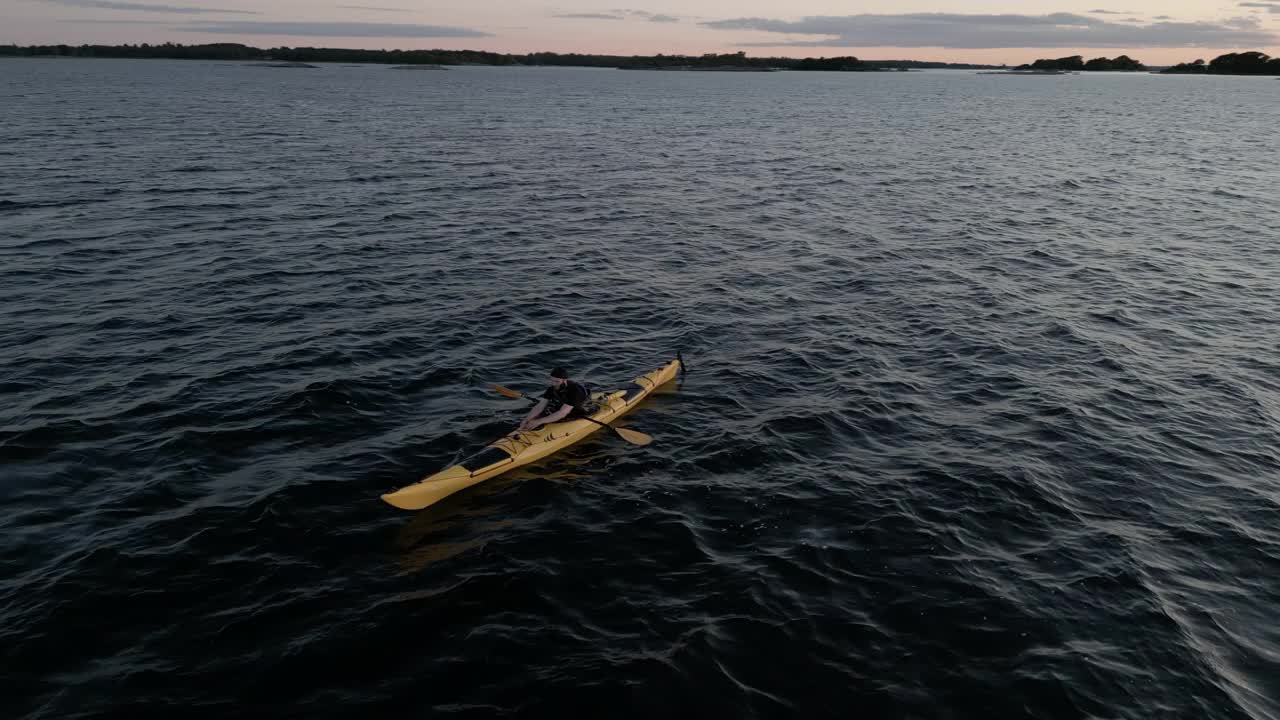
[[176, 20, 491, 37], [33, 0, 255, 14], [552, 13, 623, 20], [335, 5, 411, 12]]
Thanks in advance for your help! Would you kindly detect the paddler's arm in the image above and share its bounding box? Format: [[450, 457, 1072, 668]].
[[524, 403, 573, 429], [520, 399, 549, 430]]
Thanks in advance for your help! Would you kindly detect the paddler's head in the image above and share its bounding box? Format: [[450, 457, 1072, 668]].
[[549, 367, 569, 387]]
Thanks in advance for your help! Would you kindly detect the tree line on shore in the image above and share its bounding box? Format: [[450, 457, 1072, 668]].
[[0, 43, 511, 65], [1017, 55, 1146, 71], [3, 44, 1279, 75], [1161, 52, 1280, 75], [0, 43, 995, 70], [1016, 51, 1280, 75]]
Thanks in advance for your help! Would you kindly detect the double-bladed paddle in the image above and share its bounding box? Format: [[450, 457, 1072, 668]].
[[492, 384, 654, 446]]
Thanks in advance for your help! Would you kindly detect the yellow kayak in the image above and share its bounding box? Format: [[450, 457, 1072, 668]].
[[381, 356, 683, 511]]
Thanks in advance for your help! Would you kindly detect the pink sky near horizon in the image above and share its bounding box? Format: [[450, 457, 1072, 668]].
[[3, 0, 1279, 65]]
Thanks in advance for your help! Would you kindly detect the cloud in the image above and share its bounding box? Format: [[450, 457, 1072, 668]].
[[1088, 9, 1131, 14], [58, 17, 171, 22], [552, 13, 623, 20], [1238, 1, 1280, 12], [1222, 15, 1262, 28], [611, 9, 680, 22], [176, 20, 491, 37], [33, 0, 254, 13], [335, 4, 410, 12], [700, 12, 1280, 49], [1154, 15, 1172, 19]]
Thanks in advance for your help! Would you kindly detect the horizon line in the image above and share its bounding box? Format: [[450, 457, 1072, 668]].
[[0, 40, 1242, 65]]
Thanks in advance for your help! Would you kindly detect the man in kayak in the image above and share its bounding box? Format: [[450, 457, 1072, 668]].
[[519, 367, 591, 431]]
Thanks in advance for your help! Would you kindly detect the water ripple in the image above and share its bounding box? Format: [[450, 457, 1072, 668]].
[[2, 59, 1279, 720]]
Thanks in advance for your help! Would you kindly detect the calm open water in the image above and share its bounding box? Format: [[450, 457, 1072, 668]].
[[2, 58, 1279, 719]]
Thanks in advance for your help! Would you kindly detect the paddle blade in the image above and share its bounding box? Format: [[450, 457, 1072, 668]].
[[492, 384, 523, 399], [613, 426, 654, 446]]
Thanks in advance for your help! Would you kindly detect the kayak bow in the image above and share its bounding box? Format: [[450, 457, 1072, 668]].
[[380, 356, 682, 511]]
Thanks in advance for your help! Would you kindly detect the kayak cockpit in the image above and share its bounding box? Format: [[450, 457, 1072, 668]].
[[459, 447, 513, 473]]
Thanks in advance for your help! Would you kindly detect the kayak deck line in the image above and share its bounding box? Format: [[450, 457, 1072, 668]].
[[380, 356, 682, 511]]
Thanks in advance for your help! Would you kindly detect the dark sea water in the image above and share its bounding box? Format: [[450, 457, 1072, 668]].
[[2, 58, 1279, 719]]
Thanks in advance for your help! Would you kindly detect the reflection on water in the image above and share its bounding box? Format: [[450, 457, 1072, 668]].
[[393, 442, 615, 574]]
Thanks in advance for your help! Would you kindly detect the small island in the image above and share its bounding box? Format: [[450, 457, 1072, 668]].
[[619, 52, 951, 72], [1015, 54, 1147, 72], [1162, 51, 1280, 75], [623, 52, 867, 71]]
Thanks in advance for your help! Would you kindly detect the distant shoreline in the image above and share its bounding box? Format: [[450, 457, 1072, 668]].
[[2, 44, 1277, 76], [0, 43, 1004, 72]]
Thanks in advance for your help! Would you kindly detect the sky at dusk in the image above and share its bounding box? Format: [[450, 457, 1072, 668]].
[[4, 0, 1280, 64]]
